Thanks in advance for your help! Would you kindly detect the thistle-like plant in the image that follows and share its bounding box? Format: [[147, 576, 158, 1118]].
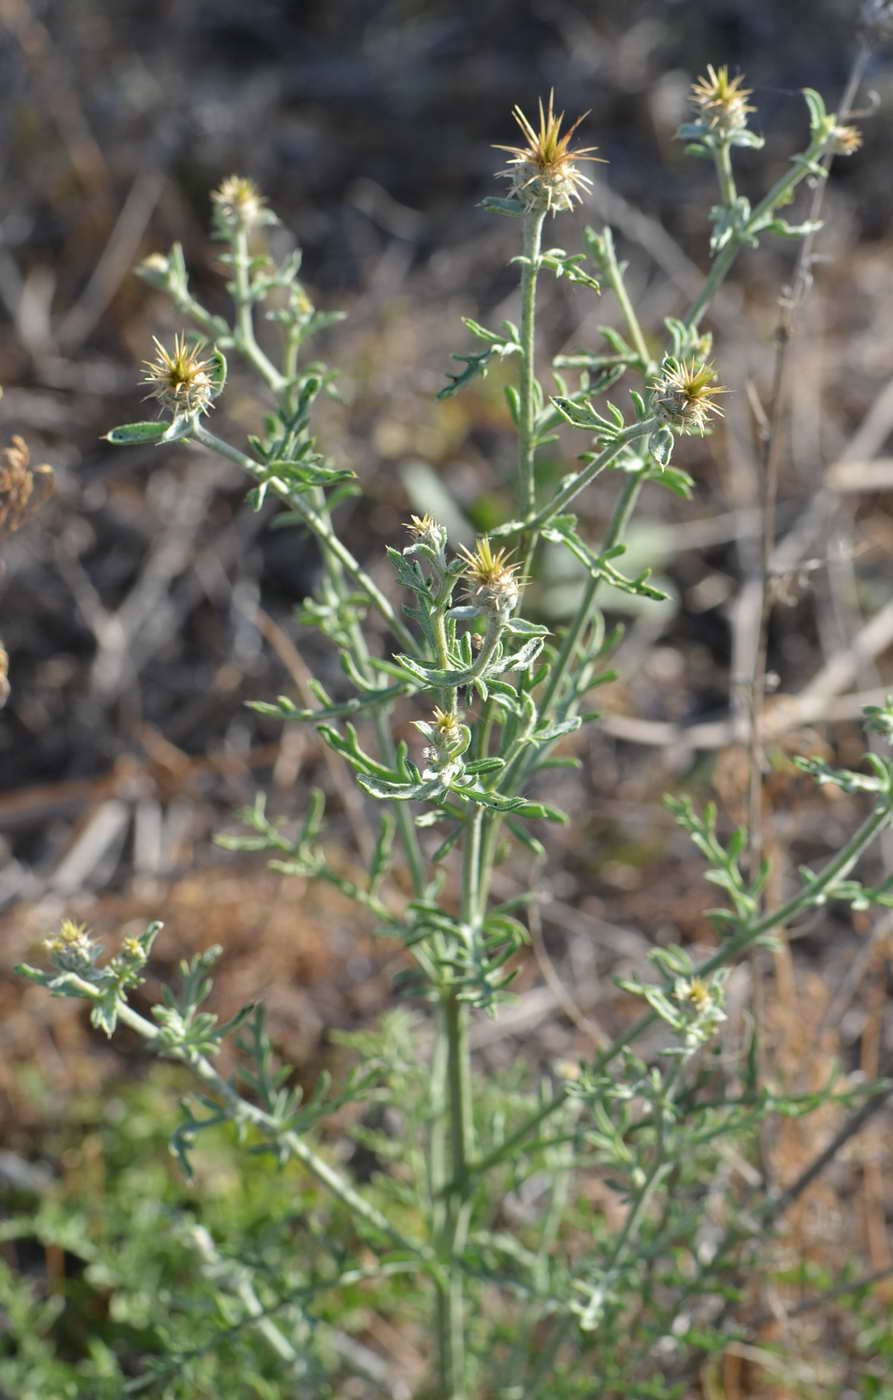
[[17, 74, 893, 1400]]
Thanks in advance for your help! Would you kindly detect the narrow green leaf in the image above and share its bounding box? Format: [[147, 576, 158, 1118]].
[[103, 421, 170, 445]]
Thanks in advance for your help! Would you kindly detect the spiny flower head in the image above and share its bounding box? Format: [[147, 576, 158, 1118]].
[[142, 334, 216, 417], [495, 90, 604, 215], [403, 512, 448, 575], [677, 977, 711, 1011], [406, 512, 438, 539], [404, 513, 446, 552], [211, 175, 274, 234], [829, 123, 862, 156], [650, 358, 726, 437], [0, 435, 54, 534], [414, 705, 469, 776], [44, 919, 99, 973], [690, 65, 754, 136], [673, 974, 727, 1047], [431, 705, 461, 738], [457, 537, 524, 617]]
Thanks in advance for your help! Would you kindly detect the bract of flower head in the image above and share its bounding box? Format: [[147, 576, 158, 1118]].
[[211, 175, 273, 234], [650, 358, 726, 437], [689, 65, 755, 136], [141, 334, 216, 418], [456, 537, 524, 618], [494, 90, 604, 215]]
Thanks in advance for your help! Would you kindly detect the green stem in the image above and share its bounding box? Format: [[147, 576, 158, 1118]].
[[67, 980, 431, 1260], [713, 139, 738, 209], [528, 1061, 682, 1388], [434, 803, 483, 1396], [518, 209, 547, 523], [473, 466, 650, 953], [684, 132, 829, 331], [198, 412, 427, 907], [192, 424, 415, 654], [521, 419, 657, 535], [599, 227, 652, 369], [539, 469, 646, 719], [232, 226, 286, 392]]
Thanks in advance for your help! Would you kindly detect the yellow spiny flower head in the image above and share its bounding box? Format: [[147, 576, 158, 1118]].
[[457, 537, 523, 617], [651, 358, 726, 437], [141, 334, 215, 417], [211, 175, 270, 232], [403, 512, 448, 574], [689, 65, 755, 136], [829, 123, 862, 156], [405, 513, 440, 544], [414, 705, 467, 773], [495, 90, 604, 215], [431, 705, 460, 738]]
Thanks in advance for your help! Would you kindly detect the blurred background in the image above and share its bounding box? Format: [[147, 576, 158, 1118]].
[[2, 1, 893, 1391]]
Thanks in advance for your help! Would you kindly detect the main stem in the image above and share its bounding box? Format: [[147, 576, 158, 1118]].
[[518, 208, 547, 582], [433, 802, 482, 1397], [428, 205, 549, 1377]]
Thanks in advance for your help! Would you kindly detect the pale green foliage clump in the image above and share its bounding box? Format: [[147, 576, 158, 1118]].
[[15, 69, 893, 1400]]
